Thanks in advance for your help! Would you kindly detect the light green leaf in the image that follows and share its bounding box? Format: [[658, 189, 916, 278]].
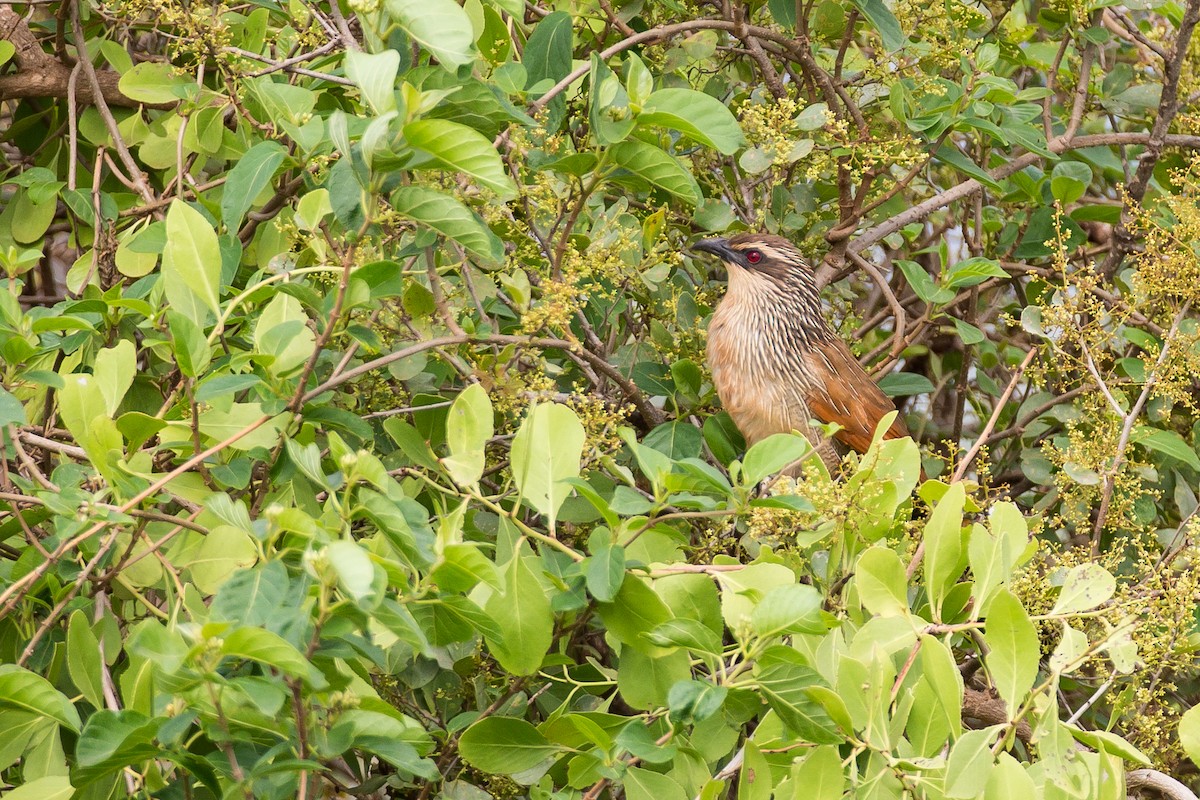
[[392, 185, 504, 263], [984, 753, 1036, 800], [345, 50, 399, 114], [93, 339, 136, 417], [1050, 562, 1116, 615], [597, 575, 673, 655], [1050, 161, 1092, 205], [118, 61, 193, 104], [253, 293, 316, 376], [637, 88, 745, 155], [163, 199, 221, 322], [405, 119, 518, 199], [0, 777, 74, 800], [625, 766, 688, 800], [510, 402, 586, 525], [484, 554, 553, 676], [740, 432, 813, 484], [751, 583, 826, 637], [856, 546, 909, 616], [222, 141, 286, 231], [969, 501, 1029, 617], [1182, 706, 1200, 769], [327, 540, 381, 608], [608, 140, 701, 205], [945, 727, 998, 798], [923, 482, 966, 617], [443, 383, 494, 488], [983, 588, 1039, 715], [385, 0, 477, 70], [188, 525, 258, 594], [0, 665, 81, 732]]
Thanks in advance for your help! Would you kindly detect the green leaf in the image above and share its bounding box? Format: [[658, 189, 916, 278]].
[[443, 383, 494, 488], [221, 141, 286, 231], [935, 143, 1004, 190], [67, 612, 104, 711], [753, 649, 841, 744], [392, 186, 503, 263], [624, 766, 688, 800], [969, 502, 1029, 616], [983, 589, 1039, 715], [484, 554, 553, 676], [636, 88, 745, 155], [384, 0, 477, 70], [163, 199, 222, 322], [188, 525, 258, 594], [597, 575, 673, 655], [405, 119, 518, 199], [608, 140, 701, 205], [210, 562, 291, 627], [510, 402, 586, 525], [0, 665, 81, 732], [1132, 426, 1200, 470], [585, 540, 626, 603], [1050, 161, 1093, 204], [738, 741, 771, 800], [896, 259, 955, 305], [944, 257, 1008, 289], [920, 634, 964, 738], [667, 679, 727, 724], [878, 372, 935, 397], [523, 11, 573, 93], [221, 627, 324, 686], [1013, 206, 1087, 259], [849, 0, 906, 51], [459, 717, 562, 775]]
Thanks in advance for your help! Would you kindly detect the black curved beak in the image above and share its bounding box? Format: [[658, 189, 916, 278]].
[[692, 237, 738, 263]]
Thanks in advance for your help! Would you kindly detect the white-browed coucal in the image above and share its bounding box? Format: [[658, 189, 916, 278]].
[[695, 233, 916, 472]]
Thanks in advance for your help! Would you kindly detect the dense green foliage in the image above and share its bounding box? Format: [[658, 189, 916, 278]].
[[4, 0, 1200, 797]]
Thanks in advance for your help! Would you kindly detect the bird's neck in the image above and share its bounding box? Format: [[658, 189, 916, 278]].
[[718, 266, 834, 350]]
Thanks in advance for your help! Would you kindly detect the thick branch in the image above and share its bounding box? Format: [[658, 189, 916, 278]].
[[0, 7, 170, 109]]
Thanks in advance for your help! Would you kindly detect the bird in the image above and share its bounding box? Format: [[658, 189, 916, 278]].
[[694, 233, 917, 475]]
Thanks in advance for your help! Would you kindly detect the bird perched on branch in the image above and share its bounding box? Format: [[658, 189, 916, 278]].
[[694, 233, 916, 474]]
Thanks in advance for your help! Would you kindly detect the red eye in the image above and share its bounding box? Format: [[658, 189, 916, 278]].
[[745, 249, 762, 264]]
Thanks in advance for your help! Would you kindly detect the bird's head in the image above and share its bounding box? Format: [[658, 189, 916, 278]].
[[692, 233, 820, 301]]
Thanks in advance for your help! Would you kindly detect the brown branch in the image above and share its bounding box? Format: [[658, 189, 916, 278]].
[[836, 132, 1200, 287], [0, 7, 170, 109]]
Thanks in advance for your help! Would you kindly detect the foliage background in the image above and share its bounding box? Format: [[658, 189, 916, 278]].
[[3, 0, 1200, 796]]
